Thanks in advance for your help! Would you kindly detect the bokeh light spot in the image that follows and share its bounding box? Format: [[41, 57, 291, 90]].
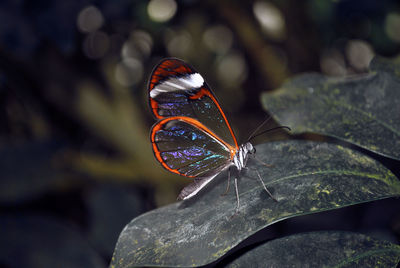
[[203, 25, 233, 54], [253, 1, 286, 40], [217, 52, 248, 86], [77, 5, 104, 33], [115, 58, 144, 86], [346, 39, 374, 71], [83, 31, 110, 59], [165, 29, 192, 57], [320, 49, 346, 76], [122, 30, 153, 60], [147, 0, 177, 23], [385, 12, 400, 43]]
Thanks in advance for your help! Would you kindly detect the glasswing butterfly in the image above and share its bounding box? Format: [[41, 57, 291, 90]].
[[149, 58, 281, 211]]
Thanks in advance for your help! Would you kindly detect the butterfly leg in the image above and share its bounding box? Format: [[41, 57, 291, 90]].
[[234, 177, 240, 212], [221, 167, 231, 196], [254, 156, 274, 168], [255, 169, 277, 202]]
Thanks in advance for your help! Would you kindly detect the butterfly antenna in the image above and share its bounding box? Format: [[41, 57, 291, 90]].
[[248, 126, 291, 142], [246, 116, 272, 142]]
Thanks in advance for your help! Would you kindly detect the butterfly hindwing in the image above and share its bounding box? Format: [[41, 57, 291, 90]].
[[149, 58, 239, 149], [151, 117, 234, 177]]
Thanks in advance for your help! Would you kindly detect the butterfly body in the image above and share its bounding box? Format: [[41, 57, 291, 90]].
[[148, 58, 262, 205], [233, 142, 255, 171]]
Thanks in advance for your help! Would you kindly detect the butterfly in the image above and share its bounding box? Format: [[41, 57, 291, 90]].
[[148, 58, 279, 210]]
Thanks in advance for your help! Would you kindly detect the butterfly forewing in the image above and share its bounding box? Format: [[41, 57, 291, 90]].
[[151, 117, 232, 177], [149, 58, 239, 149]]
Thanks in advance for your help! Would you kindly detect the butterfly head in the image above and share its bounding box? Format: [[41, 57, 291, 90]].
[[244, 142, 256, 154]]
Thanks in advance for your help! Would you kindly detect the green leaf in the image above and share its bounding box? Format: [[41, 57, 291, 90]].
[[226, 231, 400, 268], [110, 140, 400, 267], [261, 56, 400, 160]]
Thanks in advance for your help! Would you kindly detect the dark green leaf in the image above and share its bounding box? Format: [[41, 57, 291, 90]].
[[226, 231, 400, 268], [110, 140, 400, 267], [261, 56, 400, 160]]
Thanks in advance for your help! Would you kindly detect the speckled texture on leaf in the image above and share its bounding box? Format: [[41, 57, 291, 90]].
[[226, 231, 400, 268], [261, 56, 400, 160], [110, 140, 400, 267]]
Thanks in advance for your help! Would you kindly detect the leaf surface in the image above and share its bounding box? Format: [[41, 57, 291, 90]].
[[227, 231, 400, 268], [262, 57, 400, 160], [111, 140, 400, 267]]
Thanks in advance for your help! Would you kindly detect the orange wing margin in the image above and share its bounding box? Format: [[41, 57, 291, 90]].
[[151, 116, 237, 177]]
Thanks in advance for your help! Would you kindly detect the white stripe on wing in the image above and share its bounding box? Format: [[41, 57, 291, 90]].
[[150, 73, 204, 98]]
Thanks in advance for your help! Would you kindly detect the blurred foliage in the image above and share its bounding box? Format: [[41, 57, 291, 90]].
[[0, 0, 400, 266]]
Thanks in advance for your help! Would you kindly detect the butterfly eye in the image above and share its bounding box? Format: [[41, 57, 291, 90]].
[[244, 142, 255, 154]]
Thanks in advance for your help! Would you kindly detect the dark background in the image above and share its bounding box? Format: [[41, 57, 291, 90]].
[[0, 0, 399, 267]]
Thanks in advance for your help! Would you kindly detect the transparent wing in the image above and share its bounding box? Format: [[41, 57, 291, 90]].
[[151, 117, 233, 177], [149, 58, 239, 149]]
